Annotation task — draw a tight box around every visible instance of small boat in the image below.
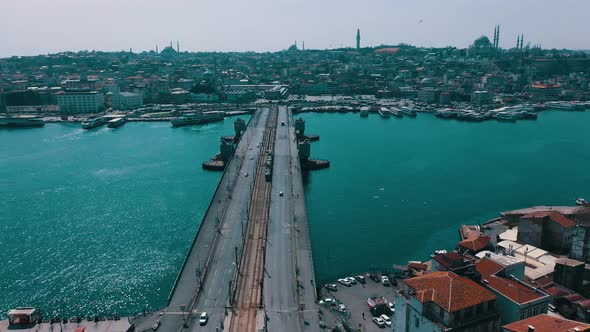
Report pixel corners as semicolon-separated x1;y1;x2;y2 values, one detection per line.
388;108;403;118
577;198;589;206
378;108;390;119
493;112;517;122
400;107;416;117
360;107;369;117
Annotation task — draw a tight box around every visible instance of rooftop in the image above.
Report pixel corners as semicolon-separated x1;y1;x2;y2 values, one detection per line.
502;314;590;332
402;271;496;312
521;211;577;228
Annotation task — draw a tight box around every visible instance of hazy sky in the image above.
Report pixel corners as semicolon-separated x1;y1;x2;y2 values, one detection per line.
1;0;589;57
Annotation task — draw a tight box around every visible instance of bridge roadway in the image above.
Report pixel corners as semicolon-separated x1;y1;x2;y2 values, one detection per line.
264;106;319;331
134;108;270;332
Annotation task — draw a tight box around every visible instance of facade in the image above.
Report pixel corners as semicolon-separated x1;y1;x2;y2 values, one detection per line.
57;91;105;114
476;258;551;325
471;90;493;105
553;257;585;292
518;211;576;254
502;314;590;332
417;87;440;103
394;271;500;332
117;92;143;110
530;83;562;101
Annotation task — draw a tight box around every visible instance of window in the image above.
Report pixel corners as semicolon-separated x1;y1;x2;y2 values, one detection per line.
415;317;419;328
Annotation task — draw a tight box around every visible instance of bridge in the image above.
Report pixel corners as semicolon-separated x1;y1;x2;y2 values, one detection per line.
134;106;319;332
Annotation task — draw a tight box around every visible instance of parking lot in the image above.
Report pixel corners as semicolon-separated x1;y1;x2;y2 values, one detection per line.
318;274;397;331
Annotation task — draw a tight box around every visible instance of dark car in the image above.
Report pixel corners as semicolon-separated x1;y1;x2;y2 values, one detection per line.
369;273;380;283
355;275;366;284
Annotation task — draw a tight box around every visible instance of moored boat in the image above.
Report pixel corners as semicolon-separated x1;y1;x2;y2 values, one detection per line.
171;110;225;127
82;116;108;129
0;115;45;128
107;117;126;128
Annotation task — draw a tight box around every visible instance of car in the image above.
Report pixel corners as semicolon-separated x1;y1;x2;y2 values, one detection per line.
248;146;252;150
388;302;395;312
372;317;386;328
279;191;284;197
381;276;390;286
244;172;249;177
338;304;346;312
249;156;254;160
324;283;337;291
152;320;161;331
319;298;335;306
369;273;380;282
355;275;366;284
344;277;357;285
281;121;285;126
337;278;352;287
380;314;392;327
199;312;208;326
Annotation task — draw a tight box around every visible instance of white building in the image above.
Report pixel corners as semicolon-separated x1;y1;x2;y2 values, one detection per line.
57;91;105;114
117;92;143;110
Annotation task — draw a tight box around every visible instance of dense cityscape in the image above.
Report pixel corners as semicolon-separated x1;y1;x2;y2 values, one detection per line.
2;26;590;332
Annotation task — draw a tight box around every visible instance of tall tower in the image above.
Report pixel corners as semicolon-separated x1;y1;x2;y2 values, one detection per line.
493;26;498;49
496;25;500;49
356;29;361;49
177;41;180;52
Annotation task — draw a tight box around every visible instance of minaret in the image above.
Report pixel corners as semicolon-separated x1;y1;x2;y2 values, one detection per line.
356;28;361;49
496;25;500;49
302;41;305;51
177;41;180;52
156;45;159;53
493;26;498;48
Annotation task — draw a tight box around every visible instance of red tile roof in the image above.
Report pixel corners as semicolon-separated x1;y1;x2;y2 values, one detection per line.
521;211;576;228
458;235;490;252
476;258;546;305
403;271;496;312
502;314;590;332
408;262;428;270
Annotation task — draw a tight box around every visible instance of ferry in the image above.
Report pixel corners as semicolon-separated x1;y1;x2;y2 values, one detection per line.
493;112;517;122
82;116;108;129
360;107;369;117
0;115;45;128
545;101;580;111
378;108;390;119
107;117;126;128
400;107;417;117
171;110;225;127
388;108;403;118
435;109;458;118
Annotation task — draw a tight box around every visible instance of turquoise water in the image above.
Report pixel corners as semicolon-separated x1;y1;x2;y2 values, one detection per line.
0;119;248;318
301;110;590;283
1;111;589;318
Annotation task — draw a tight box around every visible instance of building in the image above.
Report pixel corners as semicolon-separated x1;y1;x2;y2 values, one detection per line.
417;87;440;103
518;211;576;254
530;83;562;101
554;257;585;292
476;258;551;325
471;90;493;105
431;252;475;276
394;271;500;332
117;92;143;110
502;314;590;332
57;91;105;114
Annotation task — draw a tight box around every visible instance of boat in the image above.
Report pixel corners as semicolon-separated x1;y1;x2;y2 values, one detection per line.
400;107;416;117
577;198;589;206
521;111;538;120
107;117;126;128
546;102;577;111
388;108;403;118
82;116;108;129
378;108;390;119
360;107;369;117
171;110;225;127
493;112;517;122
435;109;458;118
0;115;45;128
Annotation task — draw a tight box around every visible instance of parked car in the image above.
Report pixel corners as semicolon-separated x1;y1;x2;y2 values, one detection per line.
319;298;335;306
388;302;395;312
337;278;352;287
380;314;392;327
324;284;337;291
199;312;208;326
381;276;390;286
369;273;380;282
355;275;366;284
152;320;161;331
344;277;357;285
338;304;346;312
372;317;386;328
279;191;284;197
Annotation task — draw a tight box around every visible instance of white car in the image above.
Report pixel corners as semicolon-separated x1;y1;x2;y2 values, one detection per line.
380;314;392;326
344;277;357;285
244;172;249;177
388;302;395;312
372;317;386;328
319;298;335;306
199;312;208;326
279;191;284;197
381;276;390;286
337;278;352;287
152;320;160;331
338;304;346;312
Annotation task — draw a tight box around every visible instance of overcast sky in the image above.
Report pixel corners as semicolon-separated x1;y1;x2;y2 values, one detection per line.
1;0;589;57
